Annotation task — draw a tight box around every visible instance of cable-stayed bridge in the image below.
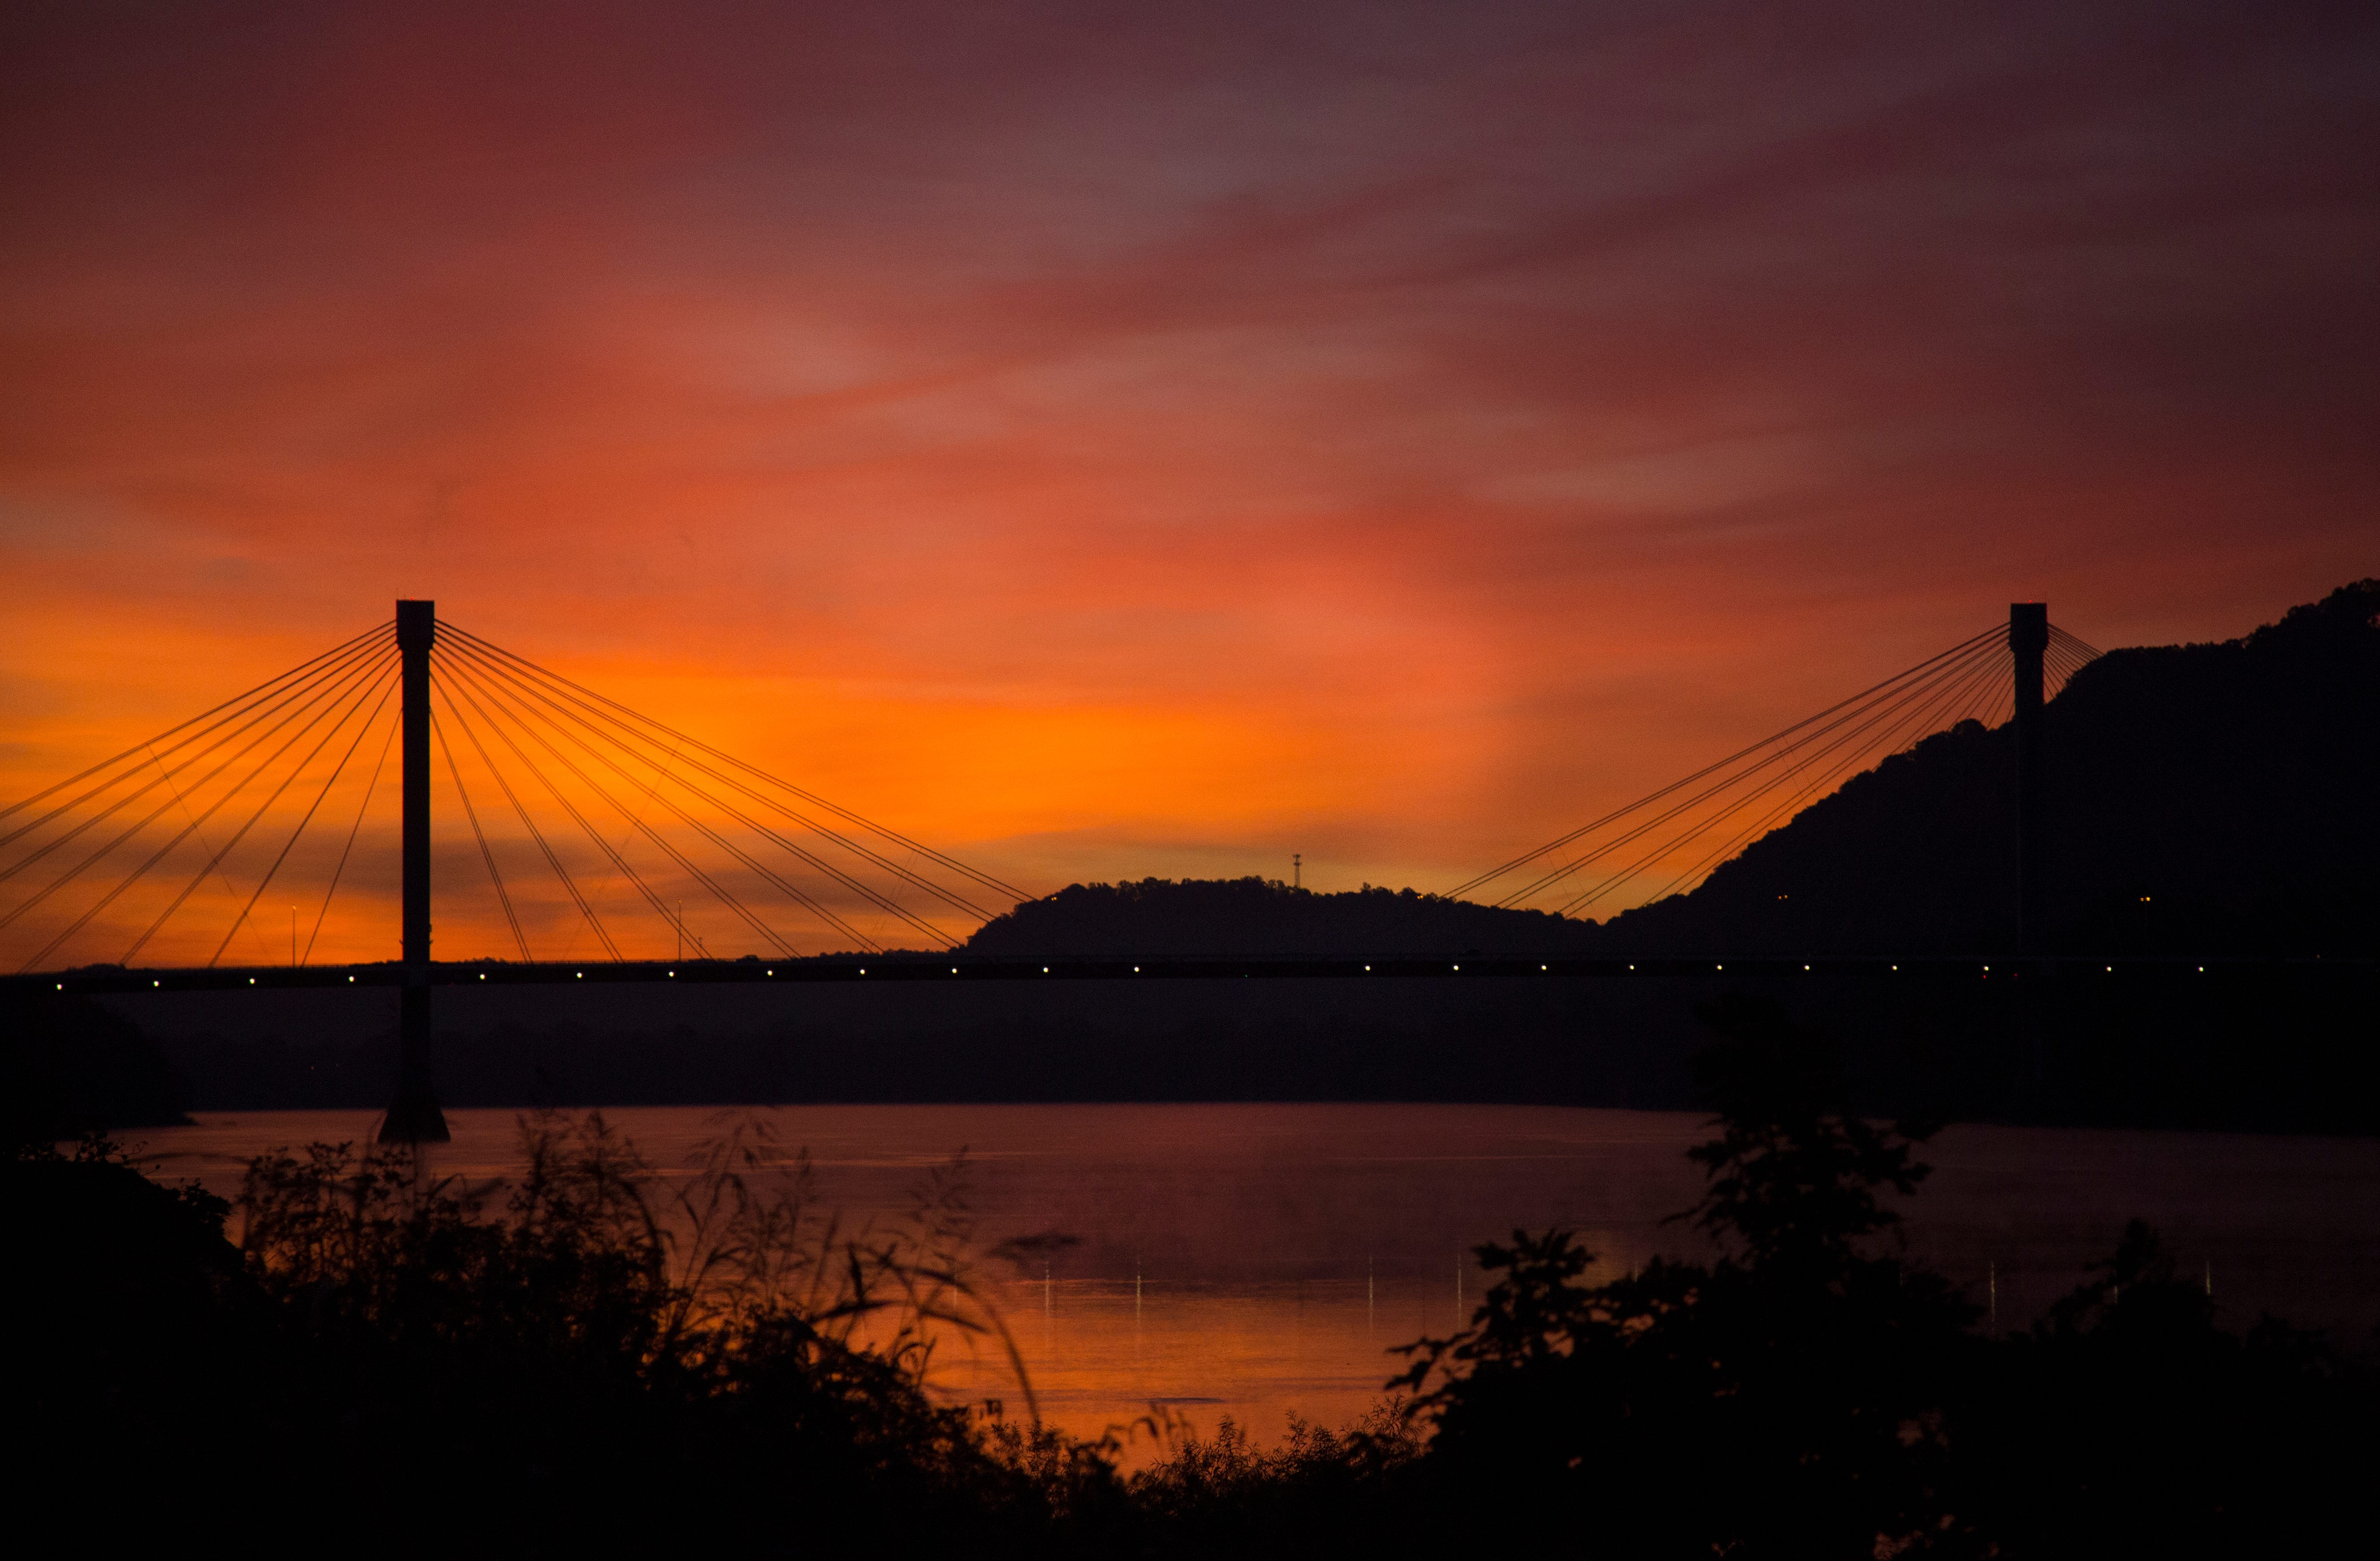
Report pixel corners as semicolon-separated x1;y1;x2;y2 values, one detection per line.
6;598;2111;1137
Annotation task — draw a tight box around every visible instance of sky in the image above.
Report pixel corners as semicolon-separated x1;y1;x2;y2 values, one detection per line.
3;0;2376;960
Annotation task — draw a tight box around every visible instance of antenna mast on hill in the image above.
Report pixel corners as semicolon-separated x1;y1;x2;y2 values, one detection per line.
1293;854;1301;890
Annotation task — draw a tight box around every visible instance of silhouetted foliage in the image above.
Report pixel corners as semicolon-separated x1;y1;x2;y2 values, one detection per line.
1951;1220;2370;1554
1382;997;2372;1556
16;999;2371;1553
15;1114;1130;1548
968;876;1596;957
1391;998;1977;1556
0;989;189;1148
1680;992;1937;1266
1127;1407;1422;1551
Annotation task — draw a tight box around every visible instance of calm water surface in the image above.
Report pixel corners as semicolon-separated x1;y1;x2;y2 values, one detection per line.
130;1104;2380;1450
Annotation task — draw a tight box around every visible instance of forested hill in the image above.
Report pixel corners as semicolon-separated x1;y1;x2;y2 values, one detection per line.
964;877;1596;957
1594;579;2380;956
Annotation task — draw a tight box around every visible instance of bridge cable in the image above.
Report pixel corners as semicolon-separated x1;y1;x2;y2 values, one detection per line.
443;636;984;933
438;656;790;956
1524;637;2001;913
302;699;401;967
441;652;906;952
1564;641;2008;915
436;652;816;957
441;623;1030;906
115;651;396;968
1490;633;2005;908
1;641;395;952
434;657;731;960
1584;642;2012;914
0;632;396;888
433;706;533;963
9;644;392;969
0;620;393;834
439;662;756;961
118;650;398;968
1493;631;2004;906
440;630;1005;924
1552;638;2008;915
443;640;961;947
430;670;624;962
1544;622;2090;918
1513;633;2005;909
1453;624;2005;900
204;660;404;968
2049;625;2103;660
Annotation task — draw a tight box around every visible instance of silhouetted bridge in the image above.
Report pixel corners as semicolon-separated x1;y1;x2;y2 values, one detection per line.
30;951;2325;999
5;598;2132;1135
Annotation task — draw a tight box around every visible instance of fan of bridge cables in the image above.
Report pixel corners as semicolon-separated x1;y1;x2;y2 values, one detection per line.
1451;621;2102;918
0;620;1031;974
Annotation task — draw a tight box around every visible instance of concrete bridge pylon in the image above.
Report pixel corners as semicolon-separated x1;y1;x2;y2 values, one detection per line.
380;598;450;1143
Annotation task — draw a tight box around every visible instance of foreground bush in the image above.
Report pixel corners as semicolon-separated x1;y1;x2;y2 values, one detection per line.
12;1114;1126;1547
1384;996;2373;1557
12;1000;2371;1554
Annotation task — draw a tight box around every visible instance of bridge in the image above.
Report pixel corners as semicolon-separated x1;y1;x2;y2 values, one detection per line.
5;599;2103;1138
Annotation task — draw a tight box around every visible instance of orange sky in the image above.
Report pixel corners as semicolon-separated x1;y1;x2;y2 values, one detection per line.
4;1;2376;962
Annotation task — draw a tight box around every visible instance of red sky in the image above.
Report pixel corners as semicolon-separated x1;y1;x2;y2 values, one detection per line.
3;1;2376;959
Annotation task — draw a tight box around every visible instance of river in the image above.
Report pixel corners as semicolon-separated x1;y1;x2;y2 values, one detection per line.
125;1103;2380;1452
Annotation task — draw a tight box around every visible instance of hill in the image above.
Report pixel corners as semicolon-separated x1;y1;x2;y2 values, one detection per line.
1598;578;2380;955
964;877;1595;957
969;581;2378;959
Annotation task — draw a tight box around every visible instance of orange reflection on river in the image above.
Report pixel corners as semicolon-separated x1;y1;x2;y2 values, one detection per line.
130;1103;2380;1455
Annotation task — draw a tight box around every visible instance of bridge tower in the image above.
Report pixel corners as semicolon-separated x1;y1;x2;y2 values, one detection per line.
380;599;450;1142
2010;602;2049;956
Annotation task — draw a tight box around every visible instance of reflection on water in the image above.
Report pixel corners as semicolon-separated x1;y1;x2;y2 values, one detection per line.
126;1103;2380;1450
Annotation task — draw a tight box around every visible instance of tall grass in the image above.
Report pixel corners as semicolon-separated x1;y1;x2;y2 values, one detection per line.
237;1110;1042;1418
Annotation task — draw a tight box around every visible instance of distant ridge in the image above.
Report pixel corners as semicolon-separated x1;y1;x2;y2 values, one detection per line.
1597;578;2380;956
965;877;1595;958
969;581;2379;960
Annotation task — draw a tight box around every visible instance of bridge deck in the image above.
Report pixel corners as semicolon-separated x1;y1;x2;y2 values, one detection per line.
13;953;2359;995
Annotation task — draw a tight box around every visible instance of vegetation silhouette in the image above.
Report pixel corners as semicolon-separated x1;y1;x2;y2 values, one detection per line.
12;1112;1126;1548
13;998;2370;1552
969;875;1594;957
0;988;189;1142
1381;997;2372;1555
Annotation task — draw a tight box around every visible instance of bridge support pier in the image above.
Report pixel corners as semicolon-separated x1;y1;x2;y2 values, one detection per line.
2011;601;2049;959
381;598;449;1144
